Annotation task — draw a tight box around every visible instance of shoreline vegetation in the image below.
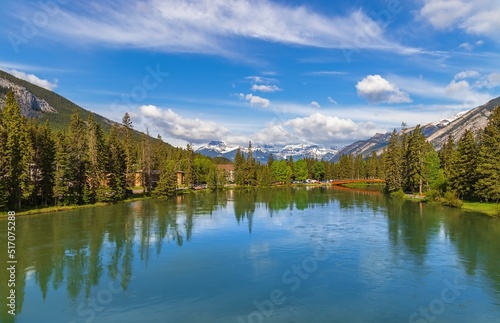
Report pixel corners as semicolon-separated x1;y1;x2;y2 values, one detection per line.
1;89;499;219
2;183;498;218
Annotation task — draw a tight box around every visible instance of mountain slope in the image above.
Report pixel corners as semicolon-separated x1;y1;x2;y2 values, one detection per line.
0;70;159;145
427;96;500;150
0;69;115;133
332;96;500;159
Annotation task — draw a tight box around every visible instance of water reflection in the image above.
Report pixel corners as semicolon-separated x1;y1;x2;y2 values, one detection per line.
0;187;499;322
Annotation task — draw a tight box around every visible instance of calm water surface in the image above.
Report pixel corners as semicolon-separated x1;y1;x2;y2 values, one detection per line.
1;187;500;323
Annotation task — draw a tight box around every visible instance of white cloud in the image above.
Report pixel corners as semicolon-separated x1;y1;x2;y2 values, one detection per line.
283;113;383;145
251;84;281;93
458;40;484;51
459;42;473;51
446;80;471;95
476;72;500;88
454;70;480;80
139;105;230;144
252;123;298;146
387;74;492;107
310;101;321;108
486;72;500;88
356;75;412;104
240;93;270;108
7;69;58;90
418;1;500;41
328;97;338;104
39;0;417;56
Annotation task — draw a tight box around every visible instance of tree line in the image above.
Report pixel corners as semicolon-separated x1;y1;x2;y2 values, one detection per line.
2;86;498;210
0;91;221;210
228;106;500;205
382;106;500;204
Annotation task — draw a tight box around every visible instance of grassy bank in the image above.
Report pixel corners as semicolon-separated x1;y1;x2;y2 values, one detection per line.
342;182;385;189
1;193;152;218
396;192;500;217
462;202;500;217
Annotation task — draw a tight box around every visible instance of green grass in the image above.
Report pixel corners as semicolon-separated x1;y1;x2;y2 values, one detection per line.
462;202;500;217
343;182;384;189
0;194;152;217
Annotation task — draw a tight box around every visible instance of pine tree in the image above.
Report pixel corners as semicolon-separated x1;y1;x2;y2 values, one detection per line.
141;129;153;194
404;125;427;194
0;100;8;209
450;129;479;200
475;106;500;202
385;129;403;192
106;125;127;201
267;153;274;168
121;113;135;187
257;165;273;187
85;116;107;203
0;91;33;209
184;143;195;187
243;141;257;186
153;160;177;197
67;111;87;204
53;132;71;205
365;151;378;179
353;154;365;179
234;148;245;186
439;134;455;180
29;121;55;206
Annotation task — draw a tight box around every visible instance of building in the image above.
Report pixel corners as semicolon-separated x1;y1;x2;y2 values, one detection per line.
176;171;185;186
216;164;235;183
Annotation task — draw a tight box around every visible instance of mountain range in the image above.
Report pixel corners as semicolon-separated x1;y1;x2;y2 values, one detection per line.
196;96;500;162
1;69;498;162
195;141;338;162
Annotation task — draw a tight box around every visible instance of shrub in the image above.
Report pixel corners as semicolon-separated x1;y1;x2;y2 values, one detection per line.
442;191;463;208
390;189;406;199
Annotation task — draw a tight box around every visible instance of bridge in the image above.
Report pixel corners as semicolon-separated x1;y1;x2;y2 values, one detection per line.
330;179;385;185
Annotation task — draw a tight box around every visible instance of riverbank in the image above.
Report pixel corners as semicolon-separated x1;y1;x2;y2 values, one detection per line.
1;193;152;217
399;193;500;218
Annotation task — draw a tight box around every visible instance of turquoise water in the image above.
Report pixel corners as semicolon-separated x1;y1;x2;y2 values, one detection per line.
1;187;500;322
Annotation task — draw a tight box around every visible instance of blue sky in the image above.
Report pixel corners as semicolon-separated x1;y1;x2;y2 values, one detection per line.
1;0;499;148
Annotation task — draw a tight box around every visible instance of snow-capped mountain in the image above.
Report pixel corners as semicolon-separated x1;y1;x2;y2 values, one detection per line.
195;141;338;162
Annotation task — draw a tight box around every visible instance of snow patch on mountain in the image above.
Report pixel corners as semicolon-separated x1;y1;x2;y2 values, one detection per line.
195;141;338;162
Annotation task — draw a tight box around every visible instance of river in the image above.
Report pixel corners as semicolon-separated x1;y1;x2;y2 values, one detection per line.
1;187;499;322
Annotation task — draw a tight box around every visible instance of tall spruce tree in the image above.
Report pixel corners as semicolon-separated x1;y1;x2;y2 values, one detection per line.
107;125;127;201
403;125;427;194
53;132;71;205
153;160;177;197
475;106;500;202
85;116;107;203
0;91;33;209
67;111;87;204
243;141;257;186
121;113;135;187
450;129;479;200
29;121;55;206
385;129;403;192
234;148;245;186
439;134;455;180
